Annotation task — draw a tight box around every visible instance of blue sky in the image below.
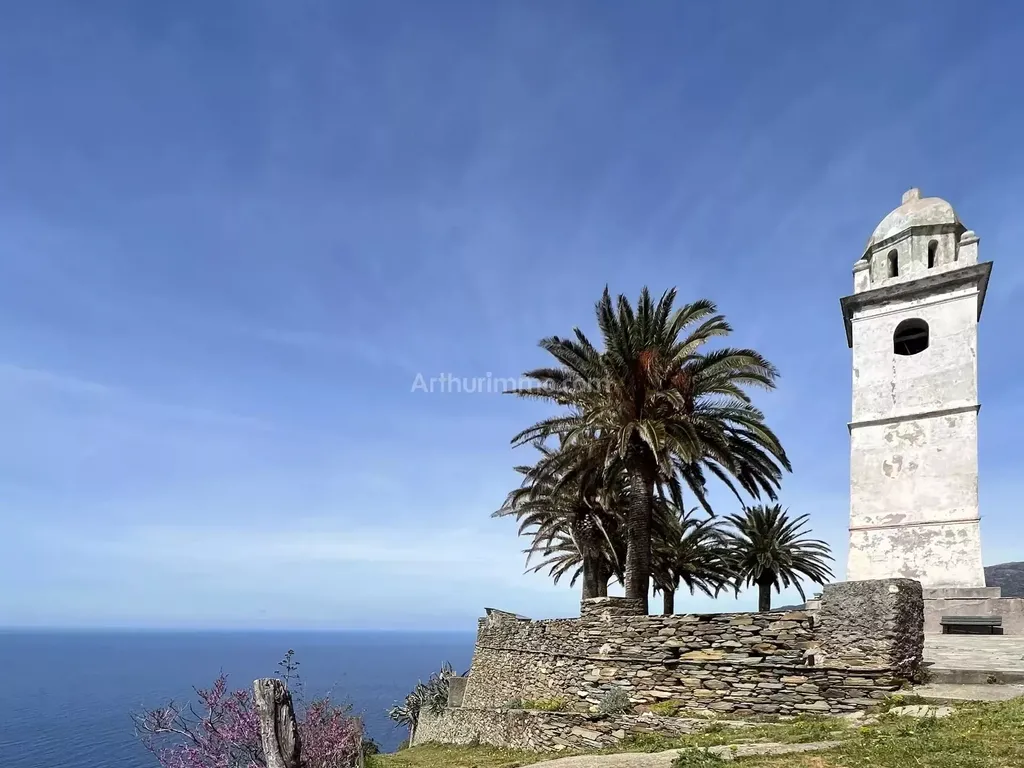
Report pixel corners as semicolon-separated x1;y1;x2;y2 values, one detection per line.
2;1;1023;629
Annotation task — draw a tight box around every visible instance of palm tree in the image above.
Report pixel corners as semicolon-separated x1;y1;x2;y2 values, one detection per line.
510;287;791;614
652;507;734;615
724;504;834;612
521;530;622;598
495;442;623;599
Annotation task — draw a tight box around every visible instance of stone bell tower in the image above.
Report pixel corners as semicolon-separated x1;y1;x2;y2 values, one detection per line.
840;188;992;590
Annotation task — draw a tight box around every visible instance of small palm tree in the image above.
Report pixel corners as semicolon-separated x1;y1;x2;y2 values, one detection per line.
652;507;734;614
725;504;833;612
521;529;623;598
495;442;623;599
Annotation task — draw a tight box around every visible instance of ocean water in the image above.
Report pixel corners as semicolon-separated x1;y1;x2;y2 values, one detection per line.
0;630;475;767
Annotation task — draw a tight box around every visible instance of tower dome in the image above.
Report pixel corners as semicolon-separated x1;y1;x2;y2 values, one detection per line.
865;188;963;250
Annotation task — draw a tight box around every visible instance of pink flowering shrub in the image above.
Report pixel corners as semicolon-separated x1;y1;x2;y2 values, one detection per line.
134;657;364;768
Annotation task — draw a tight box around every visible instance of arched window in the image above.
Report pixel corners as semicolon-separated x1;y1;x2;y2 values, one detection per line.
887;249;899;278
927;240;938;269
894;319;929;356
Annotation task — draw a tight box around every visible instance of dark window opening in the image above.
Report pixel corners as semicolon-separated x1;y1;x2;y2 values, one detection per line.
894;319;929;356
928;240;938;268
887;249;899;277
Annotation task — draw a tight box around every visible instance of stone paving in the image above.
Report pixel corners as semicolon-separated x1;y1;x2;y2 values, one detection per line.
528;741;843;768
914;683;1024;701
924;635;1024;672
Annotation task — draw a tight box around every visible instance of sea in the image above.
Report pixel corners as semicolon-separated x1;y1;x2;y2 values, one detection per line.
0;629;476;768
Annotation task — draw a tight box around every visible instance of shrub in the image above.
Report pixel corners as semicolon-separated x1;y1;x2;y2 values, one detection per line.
133;651;363;768
671;748;726;767
598;687;632;715
649;699;684;717
618;732;679;752
520;697;570;712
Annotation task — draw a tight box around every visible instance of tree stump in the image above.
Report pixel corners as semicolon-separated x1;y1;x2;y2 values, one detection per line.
253;678;302;768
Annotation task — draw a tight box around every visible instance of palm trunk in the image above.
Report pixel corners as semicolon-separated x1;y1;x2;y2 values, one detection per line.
581;554;601;600
757;579;772;612
595;562;610;597
662;587;675;615
575;515;605;601
624;460;653;615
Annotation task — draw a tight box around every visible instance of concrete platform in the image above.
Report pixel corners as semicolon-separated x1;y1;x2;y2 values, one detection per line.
923;586;1024;635
913;683;1024;702
923;635;1024;684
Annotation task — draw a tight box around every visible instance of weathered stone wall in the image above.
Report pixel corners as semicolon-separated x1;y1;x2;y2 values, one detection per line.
815;579;924;678
480;600;815;659
425;582;923;750
463;602;817;710
466;650;897;715
413;707;707;752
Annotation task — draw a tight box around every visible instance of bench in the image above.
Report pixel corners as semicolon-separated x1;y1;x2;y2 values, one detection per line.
940;615;1003;635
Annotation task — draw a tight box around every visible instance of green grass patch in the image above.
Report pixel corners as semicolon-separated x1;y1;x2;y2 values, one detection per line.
366;743;548;768
671;748;727;767
371;699;1024;768
742;697;1024;768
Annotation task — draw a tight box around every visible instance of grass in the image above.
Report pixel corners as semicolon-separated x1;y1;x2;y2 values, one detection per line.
749;698;1024;768
370;697;1024;768
366;743;547;767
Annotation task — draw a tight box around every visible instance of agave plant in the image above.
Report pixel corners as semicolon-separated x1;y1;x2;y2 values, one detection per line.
386;662;457;741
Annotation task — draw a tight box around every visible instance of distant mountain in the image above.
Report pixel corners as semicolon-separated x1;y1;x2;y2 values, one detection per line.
986;562;1024;598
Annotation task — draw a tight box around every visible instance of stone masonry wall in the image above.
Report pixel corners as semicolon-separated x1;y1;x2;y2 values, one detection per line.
460;648;898;716
422;580;924;750
462;602;818;710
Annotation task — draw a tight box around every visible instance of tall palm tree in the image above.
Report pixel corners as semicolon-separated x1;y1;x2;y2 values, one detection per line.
724;504;834;612
510;287;791;614
652;507;734;615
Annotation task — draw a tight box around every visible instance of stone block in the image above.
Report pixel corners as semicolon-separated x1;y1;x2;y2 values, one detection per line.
816;578;924;679
447;676;468;707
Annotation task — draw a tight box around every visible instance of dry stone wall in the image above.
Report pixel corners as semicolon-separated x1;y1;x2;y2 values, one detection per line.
463;603;820;710
459;649;897;716
417;579;924;751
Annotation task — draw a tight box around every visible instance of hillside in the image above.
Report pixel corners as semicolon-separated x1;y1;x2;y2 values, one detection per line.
986;561;1024;597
